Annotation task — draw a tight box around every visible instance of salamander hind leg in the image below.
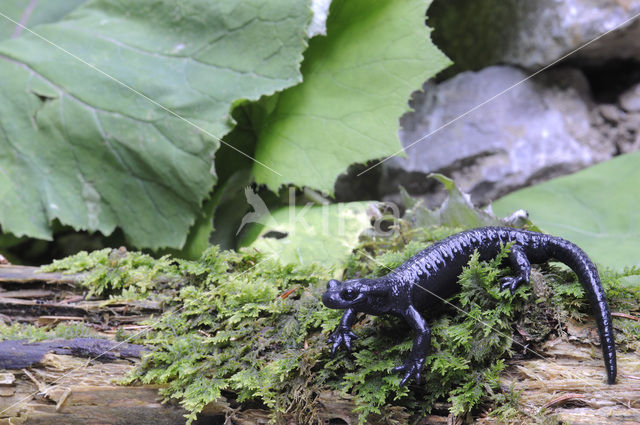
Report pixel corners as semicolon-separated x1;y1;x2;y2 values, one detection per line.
393;305;431;386
499;244;531;294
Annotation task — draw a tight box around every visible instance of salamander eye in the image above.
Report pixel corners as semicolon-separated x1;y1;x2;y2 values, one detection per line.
327;279;340;290
340;288;358;301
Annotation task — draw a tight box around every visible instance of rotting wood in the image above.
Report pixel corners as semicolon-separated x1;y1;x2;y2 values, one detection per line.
474;333;640;425
0;266;81;286
36;316;85;326
0;332;638;425
0;373;14;385
0;297;90;318
0;265;162;329
0;338;144;369
0;290;55;299
0;355;227;425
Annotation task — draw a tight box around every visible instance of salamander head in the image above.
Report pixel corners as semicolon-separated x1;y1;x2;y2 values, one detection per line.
322;278;377;309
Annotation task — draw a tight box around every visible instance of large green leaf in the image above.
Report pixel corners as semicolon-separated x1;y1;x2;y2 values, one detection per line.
403;174;504;229
243;201;374;267
0;0;86;40
492;152;640;269
0;0;311;249
253;0;451;194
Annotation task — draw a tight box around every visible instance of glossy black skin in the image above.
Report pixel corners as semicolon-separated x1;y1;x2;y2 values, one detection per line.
322;226;616;386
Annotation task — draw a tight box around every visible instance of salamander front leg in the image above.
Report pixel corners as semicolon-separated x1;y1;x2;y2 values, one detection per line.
393;305;431;386
500;244;531;294
328;308;358;355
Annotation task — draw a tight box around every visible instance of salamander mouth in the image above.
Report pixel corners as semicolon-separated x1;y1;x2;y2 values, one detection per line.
322;291;365;309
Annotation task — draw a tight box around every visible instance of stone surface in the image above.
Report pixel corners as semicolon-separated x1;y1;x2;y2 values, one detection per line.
383;66;616;206
593;103;640;154
428;0;640;72
333;1;640;207
620;82;640;112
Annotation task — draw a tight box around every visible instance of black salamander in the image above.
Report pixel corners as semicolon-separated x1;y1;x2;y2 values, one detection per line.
322;226;616;385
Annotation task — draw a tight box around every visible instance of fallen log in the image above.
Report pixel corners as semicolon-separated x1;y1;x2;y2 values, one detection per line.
479;339;640;425
0;298;91;319
2;266;639;424
0;333;638;424
0;360;203;425
0;266;81;287
0;338;144;369
0;265;161;328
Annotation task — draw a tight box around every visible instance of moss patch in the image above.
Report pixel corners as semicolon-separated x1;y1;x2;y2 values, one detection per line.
0;322;99;342
39;229;640;424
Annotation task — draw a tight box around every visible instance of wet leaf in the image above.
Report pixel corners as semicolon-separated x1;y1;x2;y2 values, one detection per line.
0;0;86;40
492;152;640;269
0;0;311;249
403;173;503;229
244;201;374;267
253;0;451;194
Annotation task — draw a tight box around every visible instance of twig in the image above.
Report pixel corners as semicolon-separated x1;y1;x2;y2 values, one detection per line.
611;312;639;321
542;393;586;409
22;369;46;393
55;387;72;411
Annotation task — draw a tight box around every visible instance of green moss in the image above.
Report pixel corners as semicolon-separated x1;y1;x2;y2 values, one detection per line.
0;322;99;342
114;252;336;423
40;248;112;274
486;385;564;425
39;233;640;424
49;236;528;423
546;264;640;352
0;322;52;341
42;247;181;299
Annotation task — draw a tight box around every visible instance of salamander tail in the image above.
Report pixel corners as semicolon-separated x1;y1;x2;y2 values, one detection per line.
547;237;616;384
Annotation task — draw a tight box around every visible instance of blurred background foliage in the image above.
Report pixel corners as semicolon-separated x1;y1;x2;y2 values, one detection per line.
0;0;450;263
0;0;639;270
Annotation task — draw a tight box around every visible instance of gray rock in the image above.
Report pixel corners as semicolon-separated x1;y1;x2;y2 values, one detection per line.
385;66;616;206
593;103;640;153
619;82;640;112
429;0;640;71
